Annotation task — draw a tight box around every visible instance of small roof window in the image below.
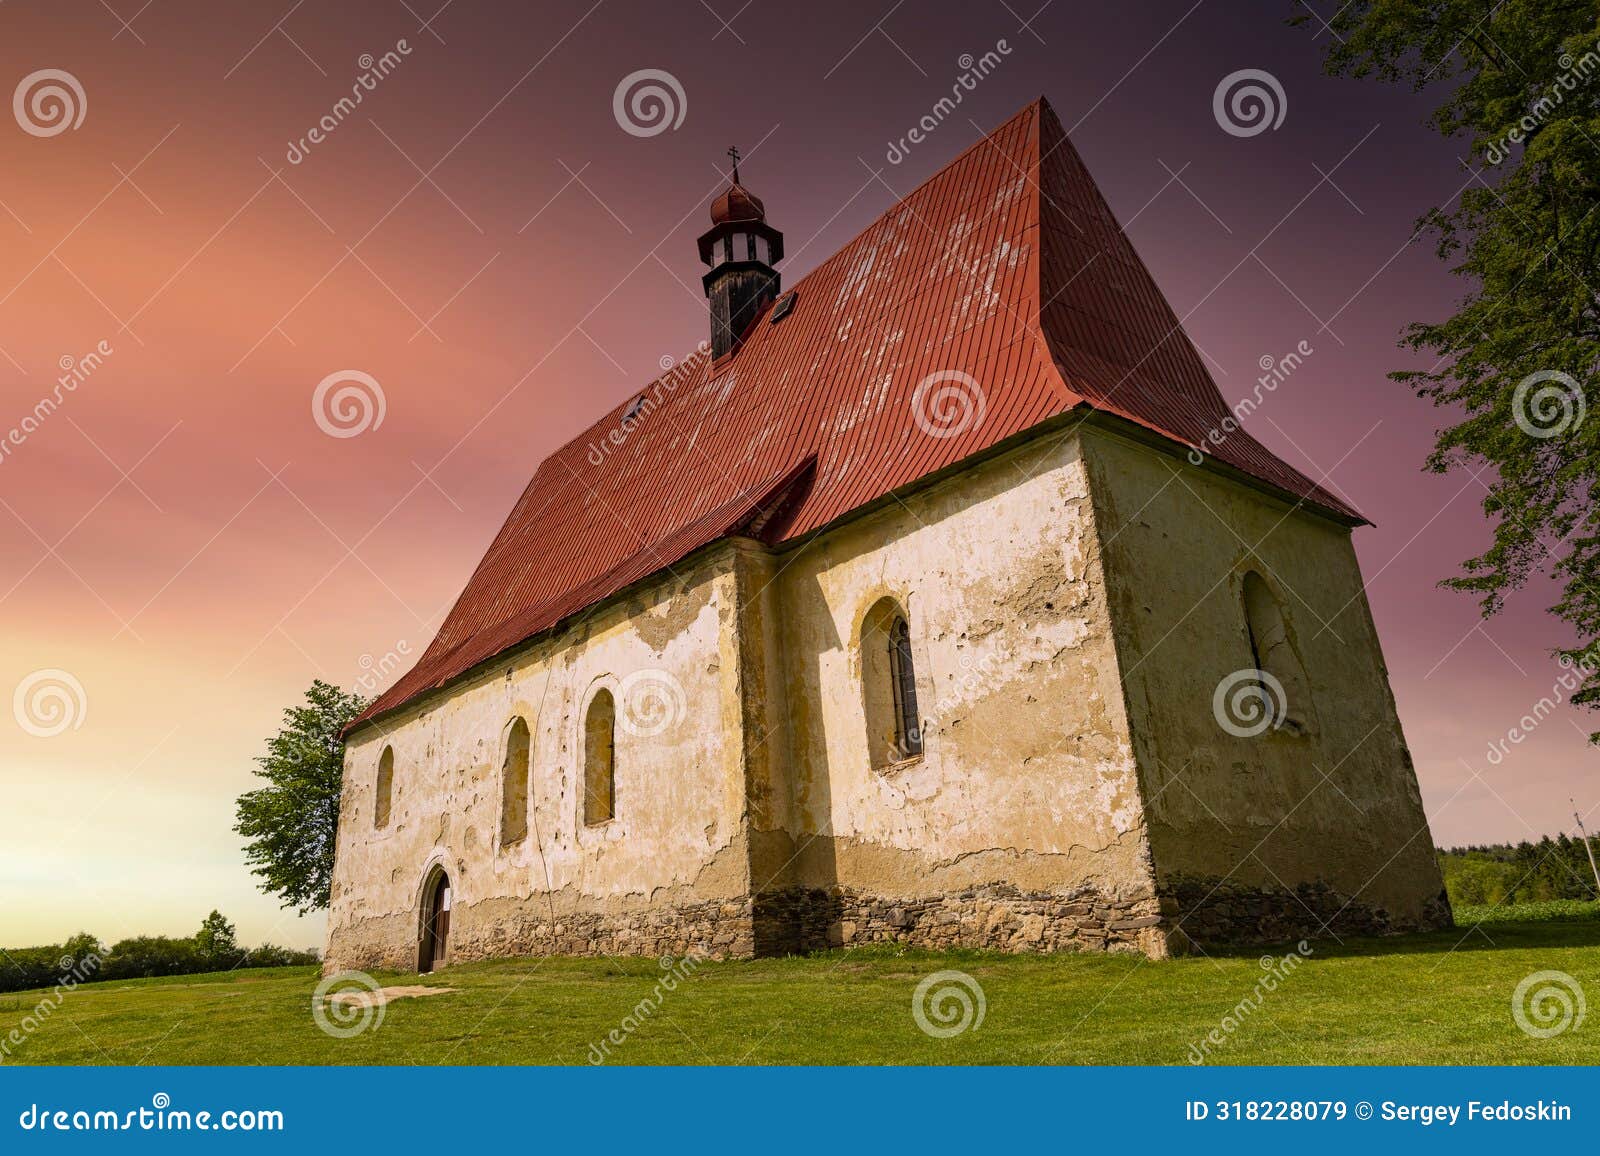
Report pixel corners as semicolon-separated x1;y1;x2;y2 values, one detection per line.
769;290;797;324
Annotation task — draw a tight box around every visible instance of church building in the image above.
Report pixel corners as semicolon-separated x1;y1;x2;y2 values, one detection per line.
324;98;1450;973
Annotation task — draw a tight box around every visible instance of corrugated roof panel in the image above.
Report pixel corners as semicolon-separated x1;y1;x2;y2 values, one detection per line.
351;97;1360;731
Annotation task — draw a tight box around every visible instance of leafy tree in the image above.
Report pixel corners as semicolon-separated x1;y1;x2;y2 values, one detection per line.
235;680;368;913
194;910;240;967
60;932;103;972
1298;2;1600;727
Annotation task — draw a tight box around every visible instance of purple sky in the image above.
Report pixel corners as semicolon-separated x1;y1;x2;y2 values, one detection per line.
2;0;1592;948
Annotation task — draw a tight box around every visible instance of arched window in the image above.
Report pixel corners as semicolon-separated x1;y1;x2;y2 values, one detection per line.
1241;571;1313;734
889;616;922;758
374;745;394;829
862;598;922;768
584;689;615;825
500;717;530;845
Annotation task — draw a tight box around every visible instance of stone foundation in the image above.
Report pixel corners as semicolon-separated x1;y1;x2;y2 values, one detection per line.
1160;877;1455;951
451;896;758;962
325;895;758;974
754;883;1170;957
328;877;1455;974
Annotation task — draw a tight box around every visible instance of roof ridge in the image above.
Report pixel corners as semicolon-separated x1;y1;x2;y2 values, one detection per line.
489;102;1052;552
1030;99;1364;523
349;95;1363;733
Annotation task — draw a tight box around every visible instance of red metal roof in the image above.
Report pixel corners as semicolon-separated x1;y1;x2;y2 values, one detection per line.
351;98;1360;731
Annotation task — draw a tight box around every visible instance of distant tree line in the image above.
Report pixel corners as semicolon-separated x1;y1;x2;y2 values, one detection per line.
1438;836;1600;907
0;911;317;995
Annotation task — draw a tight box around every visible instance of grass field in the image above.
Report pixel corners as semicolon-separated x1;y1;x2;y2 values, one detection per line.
1454;899;1600;924
3;910;1596;1065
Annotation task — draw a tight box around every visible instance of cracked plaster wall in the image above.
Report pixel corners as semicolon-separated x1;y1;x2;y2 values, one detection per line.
744;433;1157;916
1078;424;1448;932
325;419;1447;972
324;552;751;972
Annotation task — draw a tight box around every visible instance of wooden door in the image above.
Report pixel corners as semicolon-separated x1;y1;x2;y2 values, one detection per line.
431;875;451;969
420;872;451;973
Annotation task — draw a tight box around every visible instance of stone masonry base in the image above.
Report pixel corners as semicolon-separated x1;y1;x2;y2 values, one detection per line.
441;895;758;964
1160;877;1454;951
327;878;1453;973
753;883;1168;956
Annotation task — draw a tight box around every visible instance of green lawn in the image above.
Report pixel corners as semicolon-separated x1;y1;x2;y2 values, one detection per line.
3;914;1596;1065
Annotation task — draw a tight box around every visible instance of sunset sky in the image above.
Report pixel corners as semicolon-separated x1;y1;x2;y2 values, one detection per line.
2;0;1594;951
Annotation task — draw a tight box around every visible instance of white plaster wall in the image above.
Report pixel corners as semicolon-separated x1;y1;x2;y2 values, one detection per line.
325;414;1446;967
1079;424;1445;921
765;433;1154;898
325;553;749;968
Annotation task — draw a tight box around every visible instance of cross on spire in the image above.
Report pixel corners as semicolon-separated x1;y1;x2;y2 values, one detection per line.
727;144;742;184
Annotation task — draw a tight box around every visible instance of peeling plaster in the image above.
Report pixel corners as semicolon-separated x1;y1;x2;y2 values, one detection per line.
326;424;1444;971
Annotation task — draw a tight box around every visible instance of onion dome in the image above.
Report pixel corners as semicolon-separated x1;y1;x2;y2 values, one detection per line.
710;182;767;225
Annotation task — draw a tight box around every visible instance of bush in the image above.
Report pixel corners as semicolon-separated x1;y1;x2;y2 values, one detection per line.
1455;899;1600;925
0;933;102;994
0;915;317;993
243;943;319;968
98;936;204;981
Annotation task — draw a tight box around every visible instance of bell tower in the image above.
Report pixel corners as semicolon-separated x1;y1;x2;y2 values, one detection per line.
697;146;784;359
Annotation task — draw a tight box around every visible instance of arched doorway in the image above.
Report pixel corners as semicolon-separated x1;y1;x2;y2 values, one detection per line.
419;869;452;973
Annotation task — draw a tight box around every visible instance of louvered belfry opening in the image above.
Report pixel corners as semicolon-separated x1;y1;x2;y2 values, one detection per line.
697;169;784;358
346;98;1368;739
